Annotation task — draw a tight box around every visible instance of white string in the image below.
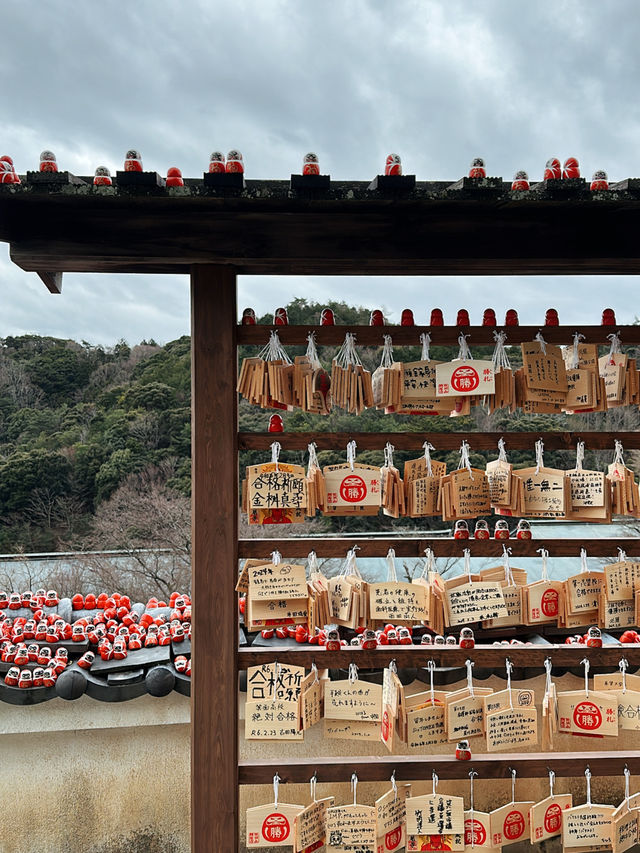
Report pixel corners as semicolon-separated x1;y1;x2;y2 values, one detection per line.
457;333;472;361
535;331;547;355
503;546;513;586
492;330;511;371
464;548;472;583
511;768;517;803
535;439;544;475
585;767;592;806
580;548;588;574
469;770;478;846
506;658;514;709
386;548;398;582
311;662;319;684
571;332;585;369
351;773;358;806
391;770;397;803
348;663;358;683
497;437;508;462
336;333;362;368
625;766;631;807
618;547;628;564
307;442;319;472
427;660;436;704
388;659;398;675
620;658;628;695
271;441;281;473
258;330;292;364
273;772;280;808
466;659;475;697
422;548;435;579
607;332;622;364
380;335;395;369
271;550;282;566
538;548;550;582
272;661;281;701
614;439;625;466
549;769;555;798
346;440;357;472
305;332;321;369
432;771;438;795
575;440;585;472
420;332;431;362
582;658;590;698
342;546;360;578
384;442;395;470
544;657;553;694
423;442;435;477
310;772;317;802
459;440;474;479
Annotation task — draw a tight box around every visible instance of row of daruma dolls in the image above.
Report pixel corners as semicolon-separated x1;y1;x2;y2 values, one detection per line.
241;305;619;327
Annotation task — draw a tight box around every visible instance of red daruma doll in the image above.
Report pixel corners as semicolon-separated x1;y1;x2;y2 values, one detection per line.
241;307;256;325
511;170;529;191
591;170;609;191
93;166;112;186
401;308;414;326
563;157;580;179
302;152;320;175
543;157;561;180
474;520;490;540
515;519;532;540
226;150;244;173
456;740;471;761
494;519;510;540
459;628;475;649
166;167;184;187
454;520;470;540
385;154;402;176
209;151;225;173
124;150;143;172
39;150;58;172
586;626;602;648
468;157;486;179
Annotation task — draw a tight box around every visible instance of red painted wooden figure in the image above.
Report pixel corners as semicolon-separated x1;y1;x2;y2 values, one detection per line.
0;592;7;608
27;643;39;661
268;414;284;433
274;307;288;325
370;309;384;326
586;626;602;648
543;157;561;180
361;629;378;650
434;635;445;646
32;667;44;688
93;166;112;186
45;590;59;606
226;149;244;173
454;520;470;539
78;651;95;670
37;647;52;666
505;309;519;326
469;157;486;179
511;170;529;191
545;308;559;326
400;308;414;326
241;308;256;325
398;627;412;645
602;307;616;325
275;626;288;639
325;628;341;651
386;629;398;645
209;151;225;173
385;154;402;176
430;308;444;326
175;655;189;673
455;740;472;761
563;157;580;179
459;627;475;649
320;307;335;325
8;594;20;610
474;519;490;540
124;150;143;172
166;167;184;187
72;594;84;610
14;646;28;666
515;519;532;540
302;152;320;175
39;150;58;173
0;158;19;184
420;633;432;645
591;170;609;191
456;309;470;326
445;635;457;646
494;519;510;540
4;667;19;686
18;669;32;689
482;308;496;326
84;593;97;609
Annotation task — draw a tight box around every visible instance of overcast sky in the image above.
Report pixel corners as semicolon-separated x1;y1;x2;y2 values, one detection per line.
2;0;640;346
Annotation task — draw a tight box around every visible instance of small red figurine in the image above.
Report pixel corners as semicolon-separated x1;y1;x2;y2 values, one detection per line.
505;309;519;326
43;667;57;687
398;627;413;645
325;628;341;651
482;308;496;326
400;308;414;326
515;519;532;540
93;167;112;186
78;651;95;670
302;152;320;175
32;667;44;688
241;308;256;325
591;170;609;191
456;739;472;761
445;635;457;646
124;150;143;172
563;157;580;179
420;633;432;645
430;308;444;326
361;629;377;650
494;519;510;540
274;307;288;325
370;310;384;326
39;150;58;173
459;627;475;649
44;590;59;607
454;520;470;540
71;594;84;611
166;167;184;187
320;307;335;325
209;151;225;173
0;592;7;608
511;170;529;191
0;158;19;184
18;669;33;689
469;157;486;179
456;309;470;326
586;626;602;648
543;158;561;180
4;667;19;686
175;655;189;673
84;593;97;609
385;154;402;176
226;150;244;173
474;519;490;540
37;647;52;666
602;308;616;325
8;594;20;610
268;414;283;433
433;634;445;646
545;308;559;326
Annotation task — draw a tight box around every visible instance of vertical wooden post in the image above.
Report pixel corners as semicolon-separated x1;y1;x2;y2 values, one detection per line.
191;264;238;852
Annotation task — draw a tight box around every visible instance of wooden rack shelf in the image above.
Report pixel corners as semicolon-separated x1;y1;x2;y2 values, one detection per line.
238;751;640;784
237;324;640;347
238;537;640;558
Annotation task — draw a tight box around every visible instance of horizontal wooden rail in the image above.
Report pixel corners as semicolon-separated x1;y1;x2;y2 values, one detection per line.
239;431;640;452
237;645;638;670
237;324;640;347
239;751;640;783
238;537;640;558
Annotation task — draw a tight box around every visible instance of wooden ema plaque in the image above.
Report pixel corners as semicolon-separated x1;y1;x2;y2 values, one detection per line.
529;794;573;844
247;802;305;848
375;784;411;853
326;803;377;852
489;801;534;847
556;689;618;737
611;801;639;853
562;804;616;849
293;797;334;853
463;811;499;851
406;793;465;836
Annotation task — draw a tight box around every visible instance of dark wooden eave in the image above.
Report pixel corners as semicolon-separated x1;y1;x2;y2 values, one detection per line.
1;178;640;277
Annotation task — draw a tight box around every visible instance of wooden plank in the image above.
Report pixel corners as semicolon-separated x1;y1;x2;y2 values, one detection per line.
239;751;640;784
237;324;640;346
237;645;640;670
238;537;640;558
36;271;62;293
239;431;640;451
191;265;238;853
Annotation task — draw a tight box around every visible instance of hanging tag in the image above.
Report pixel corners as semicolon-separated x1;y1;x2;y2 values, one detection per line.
246;773;305;849
489;769;535;847
521;334;568;391
326;775;376;853
528;769;573;844
464;769;493;850
294;776;335;853
436;335;495;396
406;782;465;836
375;775;411;853
562;767;616;849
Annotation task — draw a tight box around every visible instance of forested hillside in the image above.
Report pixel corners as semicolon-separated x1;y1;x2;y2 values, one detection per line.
1;297;636;557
